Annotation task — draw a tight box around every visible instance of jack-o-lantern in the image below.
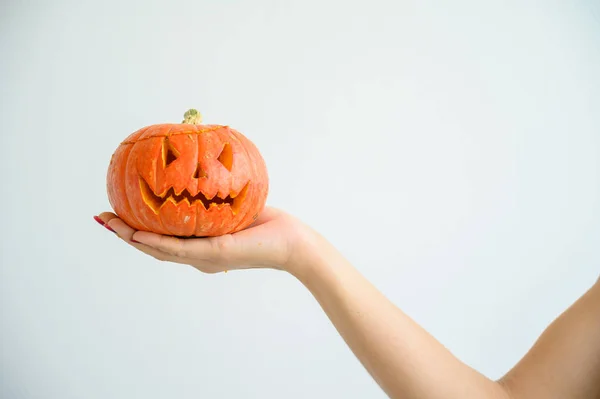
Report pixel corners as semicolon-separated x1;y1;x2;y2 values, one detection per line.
106;109;269;237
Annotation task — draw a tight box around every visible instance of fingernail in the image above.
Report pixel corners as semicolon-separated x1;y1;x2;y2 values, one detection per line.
131;238;140;243
104;223;116;233
93;216;105;226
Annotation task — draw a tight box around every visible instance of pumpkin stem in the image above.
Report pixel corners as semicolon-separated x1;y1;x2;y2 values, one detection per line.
182;109;203;125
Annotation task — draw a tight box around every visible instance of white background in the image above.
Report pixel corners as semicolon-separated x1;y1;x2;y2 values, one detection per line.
1;1;599;398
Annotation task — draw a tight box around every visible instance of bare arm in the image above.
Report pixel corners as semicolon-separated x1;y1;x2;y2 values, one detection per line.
293;233;600;399
288;232;509;399
98;208;600;399
498;277;600;399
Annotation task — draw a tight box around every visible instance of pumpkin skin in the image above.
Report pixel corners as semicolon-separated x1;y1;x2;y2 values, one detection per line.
106;114;268;237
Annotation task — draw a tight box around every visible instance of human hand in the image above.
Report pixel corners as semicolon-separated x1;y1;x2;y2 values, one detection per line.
94;207;317;274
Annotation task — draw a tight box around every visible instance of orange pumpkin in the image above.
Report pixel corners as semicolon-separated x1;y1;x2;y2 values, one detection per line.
106;109;269;237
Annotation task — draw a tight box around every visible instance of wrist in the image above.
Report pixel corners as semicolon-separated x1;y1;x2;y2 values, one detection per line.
283;226;340;284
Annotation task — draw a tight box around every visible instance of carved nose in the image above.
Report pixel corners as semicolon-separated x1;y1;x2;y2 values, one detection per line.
194;163;207;179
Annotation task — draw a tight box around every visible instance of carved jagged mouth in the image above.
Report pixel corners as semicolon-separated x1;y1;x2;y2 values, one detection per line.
139;176;248;214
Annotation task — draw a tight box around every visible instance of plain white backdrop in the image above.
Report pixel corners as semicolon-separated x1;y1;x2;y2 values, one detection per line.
1;1;599;398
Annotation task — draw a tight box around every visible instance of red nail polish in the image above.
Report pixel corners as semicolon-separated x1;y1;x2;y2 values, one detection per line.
94;216;105;226
131;239;140;243
104;224;116;233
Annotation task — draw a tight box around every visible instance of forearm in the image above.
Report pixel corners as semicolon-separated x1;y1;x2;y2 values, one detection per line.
288;235;508;399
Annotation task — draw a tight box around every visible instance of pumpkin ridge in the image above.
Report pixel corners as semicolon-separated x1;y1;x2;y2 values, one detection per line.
156;126;174;191
155;128;185;236
195;130;203;235
229;129;259;229
122;134;153;231
108;139;148;231
124;144;156;230
120;125;227;145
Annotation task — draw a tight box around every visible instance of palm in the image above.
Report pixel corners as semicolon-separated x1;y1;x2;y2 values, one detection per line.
97;206;303;273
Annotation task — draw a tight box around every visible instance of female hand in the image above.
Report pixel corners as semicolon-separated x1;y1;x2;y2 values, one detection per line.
94;207;316;275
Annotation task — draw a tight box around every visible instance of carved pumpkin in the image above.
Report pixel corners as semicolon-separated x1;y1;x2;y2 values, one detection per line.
106;109;269;237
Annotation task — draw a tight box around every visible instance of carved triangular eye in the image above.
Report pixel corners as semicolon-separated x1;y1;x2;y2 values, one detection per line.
163;138;179;167
194;163;207;179
217;143;233;171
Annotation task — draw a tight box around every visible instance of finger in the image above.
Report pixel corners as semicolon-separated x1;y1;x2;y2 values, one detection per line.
132;241;225;273
96;212;118;224
93;212;121;235
94;212;226;272
132;231;222;260
134;242;190;264
104;216;136;241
